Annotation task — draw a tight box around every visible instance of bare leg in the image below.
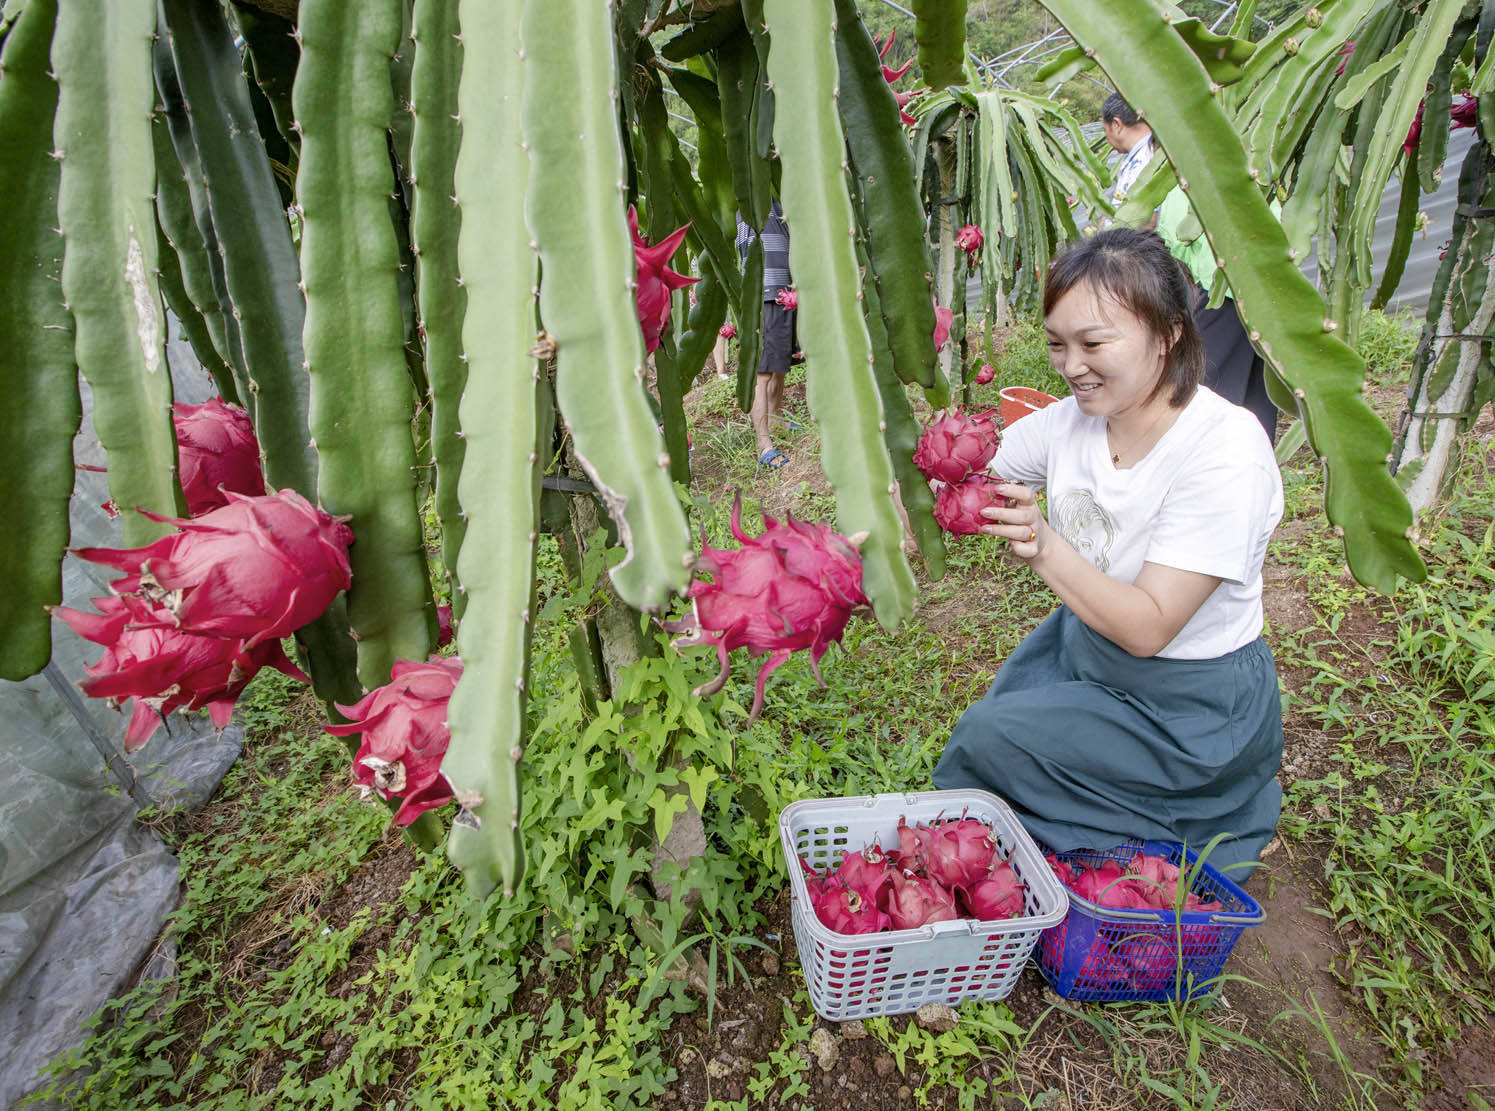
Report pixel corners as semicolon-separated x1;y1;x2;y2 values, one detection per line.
751;372;784;457
713;334;729;378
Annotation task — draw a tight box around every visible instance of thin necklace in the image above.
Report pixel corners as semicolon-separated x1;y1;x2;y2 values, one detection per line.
1108;407;1170;466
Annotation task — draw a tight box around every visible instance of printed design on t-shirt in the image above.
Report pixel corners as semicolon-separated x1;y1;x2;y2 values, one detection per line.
1052;489;1117;573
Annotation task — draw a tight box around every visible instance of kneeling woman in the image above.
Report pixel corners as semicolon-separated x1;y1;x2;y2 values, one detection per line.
933;228;1284;877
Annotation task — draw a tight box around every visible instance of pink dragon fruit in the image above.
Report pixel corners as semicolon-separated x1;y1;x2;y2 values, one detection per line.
958;860;1025;921
813;879;893;935
718;322;737;339
955;224;984;260
73;489;353;649
923;814;999;889
628;206;697;354
436;603;454;648
662;493;867;723
52;593;307;749
1068;860;1154;909
775;287;798;310
933;474;1014;536
912;407;999;484
835;845;894;906
974;362;996;386
885;868;959;930
326;655;462;826
895;814;939;870
1046;853;1082;886
172;398;266;515
933;304;954;350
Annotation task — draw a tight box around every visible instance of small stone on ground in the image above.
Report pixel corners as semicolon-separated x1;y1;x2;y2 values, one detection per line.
915;1002;959;1033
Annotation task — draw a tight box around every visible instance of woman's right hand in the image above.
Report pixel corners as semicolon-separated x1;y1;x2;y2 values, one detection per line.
980;482;1047;560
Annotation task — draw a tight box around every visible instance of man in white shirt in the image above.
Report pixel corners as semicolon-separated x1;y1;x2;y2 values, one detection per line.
1102;93;1155;217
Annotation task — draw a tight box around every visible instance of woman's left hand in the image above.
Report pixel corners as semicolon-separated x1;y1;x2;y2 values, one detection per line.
980;481;1046;559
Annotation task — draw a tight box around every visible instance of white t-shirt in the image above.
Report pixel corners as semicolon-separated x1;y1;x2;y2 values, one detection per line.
992;387;1283;660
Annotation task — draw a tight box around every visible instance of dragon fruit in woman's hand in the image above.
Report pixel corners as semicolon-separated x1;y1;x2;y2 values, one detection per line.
912;407;999;484
662;494;867;723
932;474;1013;536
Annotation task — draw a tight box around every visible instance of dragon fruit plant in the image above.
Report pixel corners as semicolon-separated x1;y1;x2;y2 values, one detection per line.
327;655;462;827
662;494;868;724
801;814;1030;935
172;398;266;515
628;206;697;354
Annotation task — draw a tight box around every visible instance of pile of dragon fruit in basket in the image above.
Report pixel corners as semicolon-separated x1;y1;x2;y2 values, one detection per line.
801;813;1224;936
799;814;1027;933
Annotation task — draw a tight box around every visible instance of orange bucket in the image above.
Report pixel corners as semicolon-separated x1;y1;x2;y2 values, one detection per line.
1000;386;1060;426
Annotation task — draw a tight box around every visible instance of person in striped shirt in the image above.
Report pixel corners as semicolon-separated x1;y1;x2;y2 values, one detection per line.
736;200;797;469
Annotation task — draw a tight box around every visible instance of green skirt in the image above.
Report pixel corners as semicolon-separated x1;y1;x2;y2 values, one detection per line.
932;607;1282;877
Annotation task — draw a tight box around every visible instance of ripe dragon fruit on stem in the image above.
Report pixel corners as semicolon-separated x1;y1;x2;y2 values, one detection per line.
51;593;308;749
73;489;353;650
628;205;697;354
775;287;798;310
912;407;999;484
172;398;266;515
954;224;984;260
932;304;954;351
326;655;462;826
661;493;868;724
933;474;1015;536
718;322;737;339
974;363;996;386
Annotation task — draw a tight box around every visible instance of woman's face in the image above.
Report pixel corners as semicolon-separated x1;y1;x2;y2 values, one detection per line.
1045;279;1169;419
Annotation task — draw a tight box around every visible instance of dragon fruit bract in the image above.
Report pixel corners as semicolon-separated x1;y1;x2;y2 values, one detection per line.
912;407;999;484
53;593;308;749
327;655;462;826
933;474;1014;536
74;489;353;649
933;304;954;351
172;398;266;515
628;206;697;354
663;494;867;724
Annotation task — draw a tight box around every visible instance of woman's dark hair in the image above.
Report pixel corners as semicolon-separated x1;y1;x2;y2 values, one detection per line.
1042;228;1205;408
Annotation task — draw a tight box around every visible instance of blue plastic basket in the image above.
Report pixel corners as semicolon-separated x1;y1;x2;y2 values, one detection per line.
1036;839;1265;1003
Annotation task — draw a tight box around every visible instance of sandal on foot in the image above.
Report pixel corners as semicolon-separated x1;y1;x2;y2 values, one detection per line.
758;447;789;470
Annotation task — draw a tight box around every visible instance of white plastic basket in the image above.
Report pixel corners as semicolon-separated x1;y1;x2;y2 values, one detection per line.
779;789;1070;1022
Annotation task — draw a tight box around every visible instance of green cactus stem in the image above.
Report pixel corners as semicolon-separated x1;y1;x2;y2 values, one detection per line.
716;23;772;232
0;0;79;681
834;0;941;398
294;0;435;688
54;0;184;546
409;0;467;614
912;0;968;90
762;0;917;626
1037;0;1424;592
161;0;317;496
521;0;691;613
442;0;542;900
